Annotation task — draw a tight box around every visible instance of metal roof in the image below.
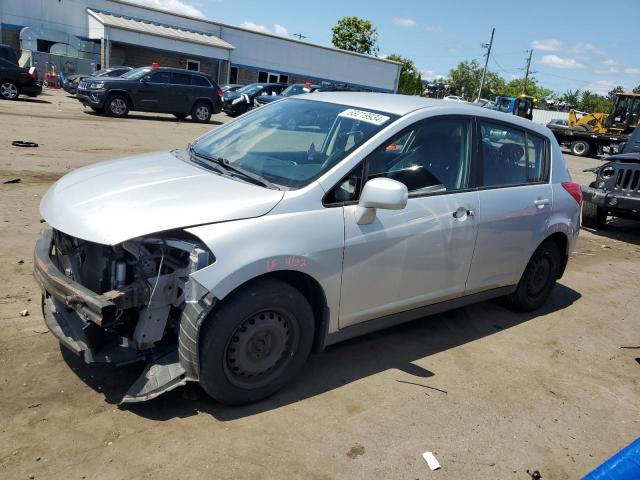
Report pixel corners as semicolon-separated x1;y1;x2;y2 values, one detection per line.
87;9;234;50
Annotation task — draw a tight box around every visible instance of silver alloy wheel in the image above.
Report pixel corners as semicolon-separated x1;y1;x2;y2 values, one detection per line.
573;142;587;155
195;104;210;121
109;97;127;115
1;82;19;100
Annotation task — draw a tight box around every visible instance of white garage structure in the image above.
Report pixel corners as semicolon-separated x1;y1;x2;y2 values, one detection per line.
0;0;401;92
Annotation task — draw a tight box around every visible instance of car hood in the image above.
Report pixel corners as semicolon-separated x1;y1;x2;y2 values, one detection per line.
40;150;285;245
605;152;640;164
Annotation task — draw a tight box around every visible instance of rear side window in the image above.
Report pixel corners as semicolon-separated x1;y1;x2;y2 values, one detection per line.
172;72;191;85
192;75;211;87
479;122;547;187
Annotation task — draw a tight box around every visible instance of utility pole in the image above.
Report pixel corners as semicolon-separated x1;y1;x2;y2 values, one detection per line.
476;27;495;102
292;32;307;40
523;49;533;95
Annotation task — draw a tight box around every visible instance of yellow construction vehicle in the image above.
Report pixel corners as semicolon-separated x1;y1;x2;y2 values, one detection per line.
568;93;640;134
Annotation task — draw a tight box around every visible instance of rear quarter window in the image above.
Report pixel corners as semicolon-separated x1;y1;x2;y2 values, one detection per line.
192;75;211;87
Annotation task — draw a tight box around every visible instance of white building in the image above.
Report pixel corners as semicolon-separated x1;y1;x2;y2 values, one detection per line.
0;0;401;92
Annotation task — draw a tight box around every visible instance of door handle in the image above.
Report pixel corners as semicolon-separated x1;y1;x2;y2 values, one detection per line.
534;198;551;208
452;208;475;219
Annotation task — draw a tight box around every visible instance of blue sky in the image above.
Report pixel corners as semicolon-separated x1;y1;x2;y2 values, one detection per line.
138;0;639;96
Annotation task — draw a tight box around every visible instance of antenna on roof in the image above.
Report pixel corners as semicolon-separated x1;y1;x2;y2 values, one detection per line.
292;32;307;40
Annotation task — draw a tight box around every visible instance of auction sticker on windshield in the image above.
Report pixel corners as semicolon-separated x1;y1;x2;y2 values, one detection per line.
338;109;390;126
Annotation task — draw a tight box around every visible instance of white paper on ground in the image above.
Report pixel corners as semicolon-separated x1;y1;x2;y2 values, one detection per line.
422;451;441;471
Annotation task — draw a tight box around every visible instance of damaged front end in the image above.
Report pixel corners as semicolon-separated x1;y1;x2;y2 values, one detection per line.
33;228;216;403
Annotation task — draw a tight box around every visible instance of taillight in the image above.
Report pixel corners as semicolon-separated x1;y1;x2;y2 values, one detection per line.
31;69;38;80
562;182;583;205
216;89;223;96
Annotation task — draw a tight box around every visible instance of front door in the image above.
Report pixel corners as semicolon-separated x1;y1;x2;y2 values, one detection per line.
465;120;552;293
337;117;479;327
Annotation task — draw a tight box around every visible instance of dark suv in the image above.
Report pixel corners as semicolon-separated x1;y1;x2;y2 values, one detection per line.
76;66;223;122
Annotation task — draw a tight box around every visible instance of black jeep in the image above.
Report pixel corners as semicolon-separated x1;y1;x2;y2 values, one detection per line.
582;127;640;228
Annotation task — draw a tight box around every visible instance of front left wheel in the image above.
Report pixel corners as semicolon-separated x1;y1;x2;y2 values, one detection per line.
199;278;314;405
507;240;561;312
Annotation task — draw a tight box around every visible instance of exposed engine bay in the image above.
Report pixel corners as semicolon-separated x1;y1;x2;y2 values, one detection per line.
35;228;215;403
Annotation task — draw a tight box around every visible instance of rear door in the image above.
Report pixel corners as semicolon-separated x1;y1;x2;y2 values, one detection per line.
465;120;552;293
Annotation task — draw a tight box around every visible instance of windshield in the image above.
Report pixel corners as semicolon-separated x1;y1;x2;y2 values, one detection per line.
191;98;397;189
282;85;307;97
121;67;152;80
237;84;264;96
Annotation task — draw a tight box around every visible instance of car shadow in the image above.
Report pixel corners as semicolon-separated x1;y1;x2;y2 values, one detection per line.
62;283;581;420
582;218;640;246
83;110;223;125
16;97;51;104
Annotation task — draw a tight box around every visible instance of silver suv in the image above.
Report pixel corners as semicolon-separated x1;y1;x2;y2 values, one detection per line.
34;93;582;405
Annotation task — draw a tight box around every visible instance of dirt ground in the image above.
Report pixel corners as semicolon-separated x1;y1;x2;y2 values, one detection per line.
1;90;638;480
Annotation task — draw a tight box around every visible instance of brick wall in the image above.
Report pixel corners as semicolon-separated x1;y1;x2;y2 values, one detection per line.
115;44;219;78
236;67;258;85
1;28;21;53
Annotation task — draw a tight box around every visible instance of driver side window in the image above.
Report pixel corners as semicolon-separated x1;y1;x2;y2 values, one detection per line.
366;118;471;195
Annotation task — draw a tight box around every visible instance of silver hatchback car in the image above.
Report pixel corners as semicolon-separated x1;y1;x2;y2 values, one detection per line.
34;93;581;405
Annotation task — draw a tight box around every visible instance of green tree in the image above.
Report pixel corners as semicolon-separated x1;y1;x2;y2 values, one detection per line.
560;89;580;106
578;90;612;113
632;84;640;94
500;77;554;102
386;54;423;95
446;60;505;100
331;17;379;55
607;85;625;100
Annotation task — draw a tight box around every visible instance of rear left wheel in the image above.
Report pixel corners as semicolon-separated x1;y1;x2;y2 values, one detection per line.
191;101;211;123
199;278;314;405
0;81;19;100
507;240;561;312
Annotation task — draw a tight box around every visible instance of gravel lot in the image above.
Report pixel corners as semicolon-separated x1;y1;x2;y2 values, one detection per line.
1;90;639;480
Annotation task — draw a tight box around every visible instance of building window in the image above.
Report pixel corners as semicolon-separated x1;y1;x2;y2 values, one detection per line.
186;59;200;71
258;71;268;83
280;75;289;84
258;71;287;83
230;66;238;83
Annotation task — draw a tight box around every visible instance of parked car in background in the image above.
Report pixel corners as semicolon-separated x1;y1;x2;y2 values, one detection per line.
76;66;223;122
0;43;19;65
34;93;581;406
220;83;242;93
222;82;287;116
63;66;132;95
0;57;41;100
443;95;467;103
254;83;320;107
546;119;569;130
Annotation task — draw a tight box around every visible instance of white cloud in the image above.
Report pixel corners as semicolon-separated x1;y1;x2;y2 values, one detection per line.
531;39;561;51
624;67;640;75
240;21;289;36
603;59;618;66
540;54;584;69
128;0;204;17
421;69;444;80
274;24;289;36
567;42;599;55
393;17;417;28
587;80;620;95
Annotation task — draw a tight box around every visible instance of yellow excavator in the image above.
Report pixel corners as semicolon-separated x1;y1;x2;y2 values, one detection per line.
569;93;640;134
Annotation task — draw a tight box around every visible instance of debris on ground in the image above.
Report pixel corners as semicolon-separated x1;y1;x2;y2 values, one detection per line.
19;309;29;317
28;403;41;408
527;469;542;479
11;140;39;147
3;178;21;184
17;259;24;264
422;451;441;471
396;379;448;394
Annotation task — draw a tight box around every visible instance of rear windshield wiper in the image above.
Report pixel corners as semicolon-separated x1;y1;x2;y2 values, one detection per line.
188;146;278;190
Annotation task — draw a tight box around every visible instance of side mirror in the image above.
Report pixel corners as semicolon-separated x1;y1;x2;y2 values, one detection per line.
355;178;408;225
141;75;151;83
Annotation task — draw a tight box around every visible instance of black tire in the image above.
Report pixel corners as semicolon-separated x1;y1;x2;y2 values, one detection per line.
191;101;212;123
90;106;104;113
199;278;314;405
507;240;561;312
105;94;129;117
582;200;607;229
570;139;591;157
173;113;188;120
0;81;19;100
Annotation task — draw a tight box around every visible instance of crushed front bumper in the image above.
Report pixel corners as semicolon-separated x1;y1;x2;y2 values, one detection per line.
33;228;192;403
